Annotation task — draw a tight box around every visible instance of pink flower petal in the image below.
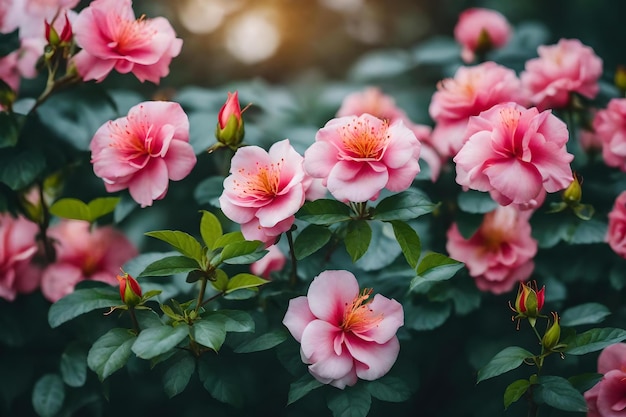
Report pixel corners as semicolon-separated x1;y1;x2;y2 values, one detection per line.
307;270;359;325
483;159;543;205
345;333;400;381
301;320;354;380
283;296;316;343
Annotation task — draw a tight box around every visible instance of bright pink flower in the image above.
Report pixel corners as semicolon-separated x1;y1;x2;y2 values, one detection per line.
72;0;182;83
521;38;603;111
219;139;306;247
250;244;285;279
429;62;528;158
90;101;196;208
454;102;573;207
41;220;138;302
283;270;403;389
584;343;626;417
594;99;626;171
0;214;41;301
446;205;537;294
304;114;421;202
453;8;511;63
607;191;626;259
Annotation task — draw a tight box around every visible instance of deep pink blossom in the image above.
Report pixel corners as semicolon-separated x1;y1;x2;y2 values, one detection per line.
607;191;626;259
429;62;528;158
250;244;285;279
41;220;138;302
453;8;511;63
304;113;421;202
90;101;196;208
72;0;182;83
283;270;403;389
454;102;573;207
521;39;603;111
219;139;306;247
594;99;626;171
0;214;41;301
446;205;537;294
584;343;626;417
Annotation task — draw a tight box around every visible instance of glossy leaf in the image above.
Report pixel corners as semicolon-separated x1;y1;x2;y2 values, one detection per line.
372;191;437;221
32;374;65;417
226;273;269;293
60;343;88;388
190;319;226;351
209;310;255;333
477;346;534;383
565;328;626;355
411;253;464;292
234;329;288;353
199;210;223;250
389;220;421;269
163;352;196;399
287;373;324;405
48;287;121;328
138;255;200;277
213;231;245;249
457;190;498;214
294;224;332;260
145;230;204;262
504;379;530;409
327;384;372;417
536;376;587;412
296;199;351;225
344;220;371;262
210;269;229;292
0;112;24;148
365;376;411;402
131;324;189;359
0;148;46;190
560;303;610;327
220;240;265;264
87;328;135;381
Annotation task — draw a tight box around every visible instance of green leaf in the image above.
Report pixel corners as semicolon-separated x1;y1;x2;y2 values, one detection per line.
200;362;243;408
220;240;266;264
234;329;288;353
565;328;626;355
0;112;24;148
0;148;46;190
32;374;65;417
138;255;200;277
457;190;498;214
536;376;587;412
410;253;464;292
294;224;332;260
48;286;121;328
504;379;530;409
568;373;603;393
87;197;121;219
287;373;324;405
191;319;226;351
226;273;269;293
0;30;19;57
209;310;255;333
372;191;437;221
210;269;229;292
560;303;610;327
404;302;451;331
344;220;371;262
60;343;88;388
162;352;196;399
569;219;608;245
194;175;224;207
87;328;135;381
49;198;92;221
213;231;245;249
132;324;189;359
477;346;534;383
145;230;204;262
327;384;372;417
389;220;421;269
296;199;351;225
365;376;411;402
199;210;223;250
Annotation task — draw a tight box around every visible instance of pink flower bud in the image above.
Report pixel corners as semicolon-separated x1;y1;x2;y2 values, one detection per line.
215;91;245;148
117;271;142;307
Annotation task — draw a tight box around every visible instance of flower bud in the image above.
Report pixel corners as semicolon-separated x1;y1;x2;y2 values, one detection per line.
512;281;545;327
215;91;245;148
117;271;142;307
45;13;72;47
542;312;561;351
563;174;582;204
45;20;60;46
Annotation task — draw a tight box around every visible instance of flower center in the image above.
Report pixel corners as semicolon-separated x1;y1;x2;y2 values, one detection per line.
107;14;155;54
341;288;383;333
340;118;390;160
233;160;283;200
108;118;155;165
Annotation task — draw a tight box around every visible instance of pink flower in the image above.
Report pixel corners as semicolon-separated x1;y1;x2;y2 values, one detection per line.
41;220;138;302
429;62;528;158
0;51;20;92
584;343;626;417
446;206;537;294
250;244;286;279
521;39;603;111
594;99;626;171
283;270;403;389
0;214;41;301
454;102;574;207
215;91;245;147
2;0;78;39
90;101;196;208
304;113;421;202
219;139;306;247
607;191;626;259
72;0;182;83
453;8;511;63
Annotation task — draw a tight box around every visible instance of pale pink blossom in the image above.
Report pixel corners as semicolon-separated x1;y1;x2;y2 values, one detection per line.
250;244;285;279
1;0;78;39
607;191;626;259
90;101;196;208
283;270;403;389
429;62;528;158
0;51;20;92
0;213;41;301
446;205;537;294
453;8;511;63
304;114;421;202
454;102;574;207
72;0;182;83
41;220;137;302
594;99;626;171
219;139;306;247
584;343;626;417
521;39;603;111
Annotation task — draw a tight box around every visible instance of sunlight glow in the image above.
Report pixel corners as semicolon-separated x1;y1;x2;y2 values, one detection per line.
225;11;281;64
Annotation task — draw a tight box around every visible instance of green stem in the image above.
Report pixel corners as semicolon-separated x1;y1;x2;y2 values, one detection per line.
527;386;538;417
129;307;140;335
30;72;80;114
195;277;208;313
287;229;298;286
530;322;543;344
201;291;225;307
37;184;55;263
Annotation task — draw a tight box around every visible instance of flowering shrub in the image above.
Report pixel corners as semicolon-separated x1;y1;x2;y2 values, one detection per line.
1;2;626;417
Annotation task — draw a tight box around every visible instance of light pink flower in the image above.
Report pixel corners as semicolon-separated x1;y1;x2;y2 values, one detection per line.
0;51;20;92
250;244;285;279
454;102;573;207
594;99;626;171
283;270;403;389
521;38;603;111
453;8;511;63
1;0;78;39
584;343;626;417
429;62;528;158
0;214;41;301
607;191;626;259
219;139;306;247
90;101;196;208
72;0;182;83
446;206;537;294
304;113;421;202
41;220;138;302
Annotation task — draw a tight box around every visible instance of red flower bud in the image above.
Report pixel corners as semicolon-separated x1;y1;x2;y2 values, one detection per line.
511;281;545;327
59;13;73;44
215;91;245;148
117;271;142;307
45;13;72;46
